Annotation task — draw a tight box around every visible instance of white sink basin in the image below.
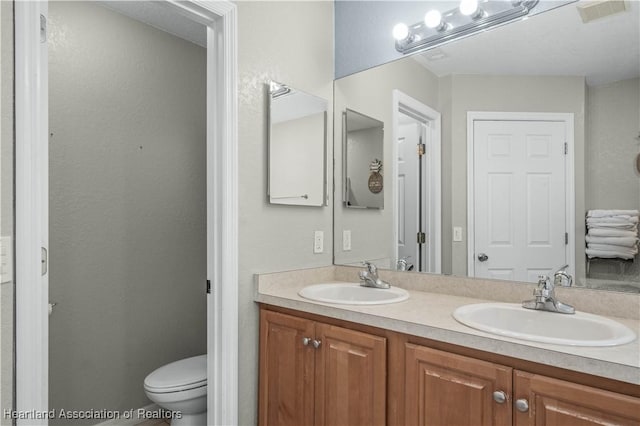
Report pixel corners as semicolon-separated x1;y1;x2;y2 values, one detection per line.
453;303;637;347
299;282;409;305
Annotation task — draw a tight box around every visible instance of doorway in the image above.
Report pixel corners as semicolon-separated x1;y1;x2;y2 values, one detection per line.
392;90;441;273
48;2;209;422
467;112;575;282
14;1;238;424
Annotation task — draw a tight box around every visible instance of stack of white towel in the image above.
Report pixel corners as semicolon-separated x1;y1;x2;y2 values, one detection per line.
586;210;639;260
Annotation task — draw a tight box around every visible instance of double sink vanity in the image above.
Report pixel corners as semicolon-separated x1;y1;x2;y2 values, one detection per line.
256;266;640;425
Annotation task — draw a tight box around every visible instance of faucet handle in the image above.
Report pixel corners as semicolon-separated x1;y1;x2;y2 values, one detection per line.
363;261;377;275
537;275;550;287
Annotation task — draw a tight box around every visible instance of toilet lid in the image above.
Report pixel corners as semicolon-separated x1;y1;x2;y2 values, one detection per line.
144;355;207;393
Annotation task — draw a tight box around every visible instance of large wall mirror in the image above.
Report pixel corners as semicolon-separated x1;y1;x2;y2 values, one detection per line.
333;1;640;293
268;81;328;206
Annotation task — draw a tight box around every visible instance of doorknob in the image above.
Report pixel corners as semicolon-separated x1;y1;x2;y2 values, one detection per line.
492;391;507;404
515;399;529;412
477;253;489;262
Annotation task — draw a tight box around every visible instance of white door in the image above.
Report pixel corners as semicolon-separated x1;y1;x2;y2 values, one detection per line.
397;122;420;268
472;120;567;282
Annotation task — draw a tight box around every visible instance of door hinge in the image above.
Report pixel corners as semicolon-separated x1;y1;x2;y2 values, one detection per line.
40;15;47;43
417;232;426;244
564;142;568;155
417;143;426;157
565;232;569;245
206;279;211;294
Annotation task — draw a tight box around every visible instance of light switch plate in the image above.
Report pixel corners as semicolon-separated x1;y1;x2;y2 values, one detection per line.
314;231;324;254
1;236;13;284
343;230;352;251
453;227;463;242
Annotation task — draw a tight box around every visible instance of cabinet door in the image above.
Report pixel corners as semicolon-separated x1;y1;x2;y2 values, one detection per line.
314;323;387;426
405;344;513;426
259;310;316;426
514;371;640;426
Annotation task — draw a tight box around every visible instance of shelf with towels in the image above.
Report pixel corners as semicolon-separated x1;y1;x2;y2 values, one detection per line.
585;209;639;276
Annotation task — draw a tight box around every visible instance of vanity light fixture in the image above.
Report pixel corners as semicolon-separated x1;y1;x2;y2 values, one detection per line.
394;0;539;55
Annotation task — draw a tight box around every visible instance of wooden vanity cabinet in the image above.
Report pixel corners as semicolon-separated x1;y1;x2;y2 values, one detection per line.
405;343;640;426
259;309;387;426
405;344;513;426
259;306;640;426
514;371;640;426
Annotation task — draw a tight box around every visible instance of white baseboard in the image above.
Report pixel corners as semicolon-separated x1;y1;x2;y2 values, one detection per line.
95;404;159;426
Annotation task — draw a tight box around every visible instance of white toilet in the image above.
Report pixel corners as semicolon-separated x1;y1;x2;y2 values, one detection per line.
144;355;207;426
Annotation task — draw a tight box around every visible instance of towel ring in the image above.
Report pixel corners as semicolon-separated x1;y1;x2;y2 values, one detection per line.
636;152;640;175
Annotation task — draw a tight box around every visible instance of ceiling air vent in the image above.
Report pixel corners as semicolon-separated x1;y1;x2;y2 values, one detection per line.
577;0;629;23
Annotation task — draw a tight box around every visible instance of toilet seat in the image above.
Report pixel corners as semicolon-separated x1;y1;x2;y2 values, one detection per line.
144;355;206;394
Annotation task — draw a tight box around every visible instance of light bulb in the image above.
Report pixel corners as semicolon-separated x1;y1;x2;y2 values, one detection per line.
424;10;442;29
459;0;479;16
392;23;409;41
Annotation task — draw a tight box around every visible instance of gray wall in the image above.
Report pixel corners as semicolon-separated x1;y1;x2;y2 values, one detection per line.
236;2;334;424
443;74;587;279
586;77;640;210
0;2;14;423
48;3;206;423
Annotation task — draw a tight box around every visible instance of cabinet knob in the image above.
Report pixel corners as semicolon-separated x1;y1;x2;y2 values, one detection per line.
492;391;507;404
312;339;322;349
515;399;529;413
302;337;311;346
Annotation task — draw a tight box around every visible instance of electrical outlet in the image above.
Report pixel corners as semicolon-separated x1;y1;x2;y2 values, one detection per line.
343;230;352;251
314;231;324;254
1;236;13;284
453;227;463;242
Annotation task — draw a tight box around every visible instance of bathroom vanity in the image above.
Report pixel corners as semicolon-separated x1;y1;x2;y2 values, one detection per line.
256;267;640;426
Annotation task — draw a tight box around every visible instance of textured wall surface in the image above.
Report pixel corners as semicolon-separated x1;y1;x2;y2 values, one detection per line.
48;3;207;423
236;2;334;424
586;77;640;210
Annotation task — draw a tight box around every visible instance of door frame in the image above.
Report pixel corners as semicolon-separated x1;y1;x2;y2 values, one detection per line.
14;1;238;424
392;90;441;273
466;111;575;278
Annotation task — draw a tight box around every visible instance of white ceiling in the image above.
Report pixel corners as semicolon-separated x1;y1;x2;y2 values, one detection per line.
413;0;640;86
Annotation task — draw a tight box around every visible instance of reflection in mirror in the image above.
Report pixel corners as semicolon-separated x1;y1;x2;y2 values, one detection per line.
333;1;640;293
268;81;328;206
344;109;384;209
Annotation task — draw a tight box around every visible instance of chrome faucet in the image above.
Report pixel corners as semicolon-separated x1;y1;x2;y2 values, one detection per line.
553;264;573;288
396;257;414;271
522;269;575;314
359;261;391;289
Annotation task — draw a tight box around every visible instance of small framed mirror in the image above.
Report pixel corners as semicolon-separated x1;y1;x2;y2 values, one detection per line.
344;108;384;209
267;81;328;206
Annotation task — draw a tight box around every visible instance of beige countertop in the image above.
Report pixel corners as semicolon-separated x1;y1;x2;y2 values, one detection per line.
255;268;640;386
